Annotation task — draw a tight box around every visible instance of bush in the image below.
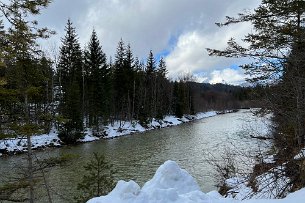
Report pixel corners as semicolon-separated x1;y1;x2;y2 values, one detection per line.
58;121;83;144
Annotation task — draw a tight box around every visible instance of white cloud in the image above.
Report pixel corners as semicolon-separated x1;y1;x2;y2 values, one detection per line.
164;20;254;81
209;68;246;85
37;0;262;84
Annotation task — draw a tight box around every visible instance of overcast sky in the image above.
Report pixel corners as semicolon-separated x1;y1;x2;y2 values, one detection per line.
37;0;262;85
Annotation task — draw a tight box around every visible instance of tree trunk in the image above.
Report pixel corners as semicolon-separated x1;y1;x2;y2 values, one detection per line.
27;134;34;203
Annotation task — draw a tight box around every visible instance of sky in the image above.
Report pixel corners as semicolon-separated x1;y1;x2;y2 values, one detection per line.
37;0;262;85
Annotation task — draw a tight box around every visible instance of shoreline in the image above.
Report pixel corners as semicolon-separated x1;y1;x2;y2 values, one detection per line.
0;110;238;156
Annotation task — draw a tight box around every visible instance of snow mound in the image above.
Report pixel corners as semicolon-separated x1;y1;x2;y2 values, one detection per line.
87;160;211;203
87;160;305;203
142;160;201;194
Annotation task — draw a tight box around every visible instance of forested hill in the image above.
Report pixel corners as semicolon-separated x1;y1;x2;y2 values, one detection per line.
188;82;254;112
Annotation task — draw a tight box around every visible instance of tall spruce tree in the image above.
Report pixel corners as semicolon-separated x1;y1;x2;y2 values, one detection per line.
145;50;157;118
124;44;135;121
113;39;127;122
84;30;110;132
156;57;169;119
57;19;83;143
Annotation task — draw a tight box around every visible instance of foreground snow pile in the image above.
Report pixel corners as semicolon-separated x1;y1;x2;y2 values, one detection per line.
87;161;305;203
87;160;211;203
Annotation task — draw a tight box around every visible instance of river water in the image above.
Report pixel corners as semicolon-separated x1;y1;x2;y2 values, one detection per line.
0;109;270;202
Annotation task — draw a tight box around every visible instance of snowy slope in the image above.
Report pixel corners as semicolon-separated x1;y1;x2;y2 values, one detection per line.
87;160;305;203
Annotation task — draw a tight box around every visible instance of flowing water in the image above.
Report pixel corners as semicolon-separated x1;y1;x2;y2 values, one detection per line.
0;109;270;202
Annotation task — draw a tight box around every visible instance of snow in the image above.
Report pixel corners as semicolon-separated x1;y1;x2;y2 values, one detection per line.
78;128;100;142
225;165;290;200
87;160;305;203
0;127;61;154
294;148;305;160
262;155;276;164
87;160;211;203
103;121;146;139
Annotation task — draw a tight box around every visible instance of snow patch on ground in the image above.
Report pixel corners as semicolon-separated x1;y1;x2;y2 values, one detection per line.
294;148;305;160
88;160;305;203
0;127;61;154
225;165;290;200
78;128;100;142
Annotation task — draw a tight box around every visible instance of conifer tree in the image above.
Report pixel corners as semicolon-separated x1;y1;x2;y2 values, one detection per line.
146;50;156;76
157;57;167;78
145;50;157;118
113;39;127;122
57;19;83;143
84;30;110;132
0;1;54;202
75;153;116;203
156;57;169;118
124;44;135;120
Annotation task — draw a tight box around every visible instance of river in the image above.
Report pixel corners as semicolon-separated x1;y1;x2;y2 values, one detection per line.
0;109;270;202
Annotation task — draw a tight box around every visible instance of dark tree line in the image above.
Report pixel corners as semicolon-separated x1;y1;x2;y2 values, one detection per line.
55;20;179;142
53;20;253;143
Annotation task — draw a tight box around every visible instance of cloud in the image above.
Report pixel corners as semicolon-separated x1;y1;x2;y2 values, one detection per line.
208;68;246;85
36;0;262;84
164;22;253;81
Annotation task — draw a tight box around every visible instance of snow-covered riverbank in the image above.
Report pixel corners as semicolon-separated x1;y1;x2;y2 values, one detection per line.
87;160;305;203
0;111;219;155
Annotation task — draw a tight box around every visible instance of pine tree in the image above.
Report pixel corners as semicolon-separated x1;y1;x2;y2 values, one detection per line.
156;57;169;119
157;57;167;78
112;39;128;122
207;0;305;84
84;30;110;132
124;43;135;121
75;153;116;203
145;50;157;118
146;50;156;76
0;1;54;202
57;19;83;143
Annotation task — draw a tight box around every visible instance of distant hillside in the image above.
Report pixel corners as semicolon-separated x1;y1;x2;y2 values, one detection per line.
187;82;257;112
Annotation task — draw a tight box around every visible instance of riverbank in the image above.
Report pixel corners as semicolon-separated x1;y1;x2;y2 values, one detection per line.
0;110;233;156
